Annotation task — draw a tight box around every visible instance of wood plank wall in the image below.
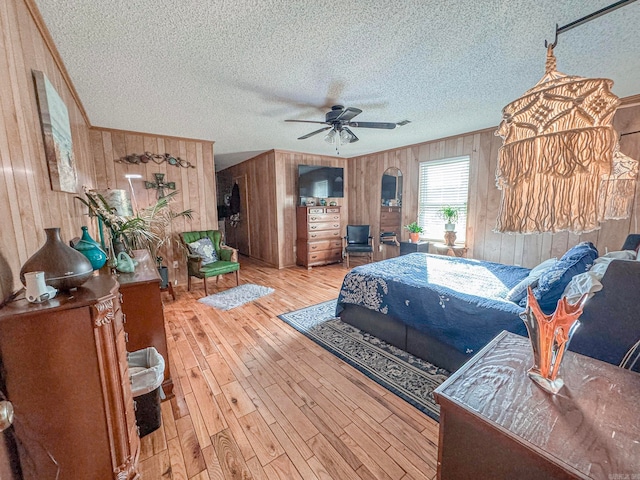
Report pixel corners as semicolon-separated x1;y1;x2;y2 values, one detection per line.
348;103;640;268
216;151;280;266
217;150;348;268
90;127;216;286
274;150;348;268
0;0;95;301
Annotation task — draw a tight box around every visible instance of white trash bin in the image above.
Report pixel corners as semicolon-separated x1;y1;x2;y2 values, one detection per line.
128;347;165;437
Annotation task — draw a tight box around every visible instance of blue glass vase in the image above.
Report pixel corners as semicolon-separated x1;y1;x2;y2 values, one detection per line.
74;226;108;270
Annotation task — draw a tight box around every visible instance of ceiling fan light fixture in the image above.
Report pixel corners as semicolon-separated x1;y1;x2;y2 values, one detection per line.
339;128;353;144
324;129;337;144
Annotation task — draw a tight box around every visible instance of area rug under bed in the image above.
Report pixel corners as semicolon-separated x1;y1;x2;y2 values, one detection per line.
198;283;274;311
278;299;449;421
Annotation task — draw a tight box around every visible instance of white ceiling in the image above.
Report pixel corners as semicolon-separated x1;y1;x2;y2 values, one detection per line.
34;0;640;171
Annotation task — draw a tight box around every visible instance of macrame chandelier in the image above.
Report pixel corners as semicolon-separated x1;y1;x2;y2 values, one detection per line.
494;43;636;234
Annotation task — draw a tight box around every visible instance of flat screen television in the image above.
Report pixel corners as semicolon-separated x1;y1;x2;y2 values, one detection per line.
298;165;344;198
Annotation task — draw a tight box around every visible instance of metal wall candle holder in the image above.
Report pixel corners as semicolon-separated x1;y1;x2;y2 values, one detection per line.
116;152;196;169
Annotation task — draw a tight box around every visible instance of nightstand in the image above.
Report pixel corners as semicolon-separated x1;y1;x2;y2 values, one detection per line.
399;240;430;255
434;331;640;479
433;242;467;258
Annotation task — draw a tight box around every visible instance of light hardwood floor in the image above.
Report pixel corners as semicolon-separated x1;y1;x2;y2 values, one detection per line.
141;256;440;479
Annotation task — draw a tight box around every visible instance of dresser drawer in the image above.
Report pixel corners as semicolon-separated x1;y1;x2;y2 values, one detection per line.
307;248;342;265
380;211;400;222
308;221;341;232
326;207;340;213
308;208;325;214
308;212;341;222
308;239;342;252
308;229;342;240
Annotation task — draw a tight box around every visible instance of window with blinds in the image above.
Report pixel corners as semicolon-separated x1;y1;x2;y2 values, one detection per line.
418;156;470;242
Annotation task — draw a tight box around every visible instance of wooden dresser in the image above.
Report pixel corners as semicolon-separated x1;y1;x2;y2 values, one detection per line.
115;249;173;398
296;206;342;269
380;206;401;236
434;331;640;480
0;275;140;480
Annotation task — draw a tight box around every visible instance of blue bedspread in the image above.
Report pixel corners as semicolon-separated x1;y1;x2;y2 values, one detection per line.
336;253;531;358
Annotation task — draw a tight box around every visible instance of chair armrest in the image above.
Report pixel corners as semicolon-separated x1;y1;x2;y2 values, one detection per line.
187;253;203;274
220;245;238;262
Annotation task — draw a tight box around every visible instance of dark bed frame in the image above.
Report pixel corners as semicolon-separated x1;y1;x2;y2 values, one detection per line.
339;234;640;372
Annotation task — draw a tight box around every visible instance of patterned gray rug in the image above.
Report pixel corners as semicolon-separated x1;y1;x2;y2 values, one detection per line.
278;300;449;421
198;283;274;310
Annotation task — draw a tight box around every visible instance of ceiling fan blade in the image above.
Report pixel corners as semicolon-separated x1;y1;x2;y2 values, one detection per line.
343;127;359;143
298;127;331;140
347;121;397;129
335;107;362;122
285;119;328;125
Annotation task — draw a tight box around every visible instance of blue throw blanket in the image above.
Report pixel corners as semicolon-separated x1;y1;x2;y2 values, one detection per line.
337;253;530;358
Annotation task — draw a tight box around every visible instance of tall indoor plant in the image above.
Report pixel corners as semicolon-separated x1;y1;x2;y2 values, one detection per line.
76;189;192;284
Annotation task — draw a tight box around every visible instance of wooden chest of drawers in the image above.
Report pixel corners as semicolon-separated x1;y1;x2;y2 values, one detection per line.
297;206;343;268
380;206;401;235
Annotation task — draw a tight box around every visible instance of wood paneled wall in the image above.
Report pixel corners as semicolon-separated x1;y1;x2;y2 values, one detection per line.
218;150;347;268
348;103;640;268
90;128;216;286
0;0;95;301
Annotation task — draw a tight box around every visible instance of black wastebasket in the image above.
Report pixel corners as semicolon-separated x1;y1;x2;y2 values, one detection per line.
128;347;165;437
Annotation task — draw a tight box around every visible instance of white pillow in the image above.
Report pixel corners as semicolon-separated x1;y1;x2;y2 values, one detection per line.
506;258;557;303
562;271;603;305
188;238;218;265
562;253;631;304
601;250;636;260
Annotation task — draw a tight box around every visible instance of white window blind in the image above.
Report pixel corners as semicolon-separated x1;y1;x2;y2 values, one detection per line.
418;156;470;242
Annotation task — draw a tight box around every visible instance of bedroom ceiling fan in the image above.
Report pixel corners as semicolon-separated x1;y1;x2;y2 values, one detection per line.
285;105;410;153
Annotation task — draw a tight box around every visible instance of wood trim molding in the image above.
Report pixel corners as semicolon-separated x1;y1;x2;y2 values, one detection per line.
619;93;640;108
90;126;215;145
22;0;91;127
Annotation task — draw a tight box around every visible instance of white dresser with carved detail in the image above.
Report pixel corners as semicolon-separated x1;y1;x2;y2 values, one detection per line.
296;206;343;269
0;275;140;480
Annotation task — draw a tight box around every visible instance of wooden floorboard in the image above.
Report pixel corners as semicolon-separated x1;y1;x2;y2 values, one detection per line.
139;256;440;479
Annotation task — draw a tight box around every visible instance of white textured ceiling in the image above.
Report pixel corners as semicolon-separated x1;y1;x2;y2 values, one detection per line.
34;0;640;171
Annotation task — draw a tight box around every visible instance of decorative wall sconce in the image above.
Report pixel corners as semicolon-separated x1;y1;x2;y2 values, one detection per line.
116;152;196;169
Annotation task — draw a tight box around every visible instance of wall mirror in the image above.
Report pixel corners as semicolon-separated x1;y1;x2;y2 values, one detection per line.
380;167;402;248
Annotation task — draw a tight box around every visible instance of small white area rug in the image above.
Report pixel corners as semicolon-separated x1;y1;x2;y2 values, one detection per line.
198;284;274;310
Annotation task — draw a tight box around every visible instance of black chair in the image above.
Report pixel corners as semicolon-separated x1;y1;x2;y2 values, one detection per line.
344;225;374;268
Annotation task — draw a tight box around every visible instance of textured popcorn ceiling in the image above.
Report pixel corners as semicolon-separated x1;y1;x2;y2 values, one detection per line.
34;0;640;170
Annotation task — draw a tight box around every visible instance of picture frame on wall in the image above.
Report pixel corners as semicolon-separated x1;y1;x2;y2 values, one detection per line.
33;69;77;193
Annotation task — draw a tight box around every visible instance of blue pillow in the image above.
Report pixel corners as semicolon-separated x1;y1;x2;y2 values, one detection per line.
523;242;598;313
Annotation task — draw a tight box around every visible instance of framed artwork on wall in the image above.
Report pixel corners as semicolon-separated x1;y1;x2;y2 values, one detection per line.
33;69;77;193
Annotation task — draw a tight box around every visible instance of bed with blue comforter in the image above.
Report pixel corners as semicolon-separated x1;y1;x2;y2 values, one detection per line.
337;237;640;372
337;253;530;369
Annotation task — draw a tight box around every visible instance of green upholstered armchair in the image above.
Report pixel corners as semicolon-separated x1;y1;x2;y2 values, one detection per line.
179;230;240;295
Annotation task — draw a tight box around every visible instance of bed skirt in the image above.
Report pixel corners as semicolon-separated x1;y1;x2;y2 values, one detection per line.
339;304;469;372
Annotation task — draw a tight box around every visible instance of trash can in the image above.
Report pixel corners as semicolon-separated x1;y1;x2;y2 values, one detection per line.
128;347;165;437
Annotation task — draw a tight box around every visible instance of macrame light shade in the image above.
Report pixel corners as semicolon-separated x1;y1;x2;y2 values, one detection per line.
495;45;625;234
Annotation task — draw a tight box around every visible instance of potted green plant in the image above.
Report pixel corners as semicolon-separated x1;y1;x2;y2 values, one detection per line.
438;206;461;232
404;222;423;243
